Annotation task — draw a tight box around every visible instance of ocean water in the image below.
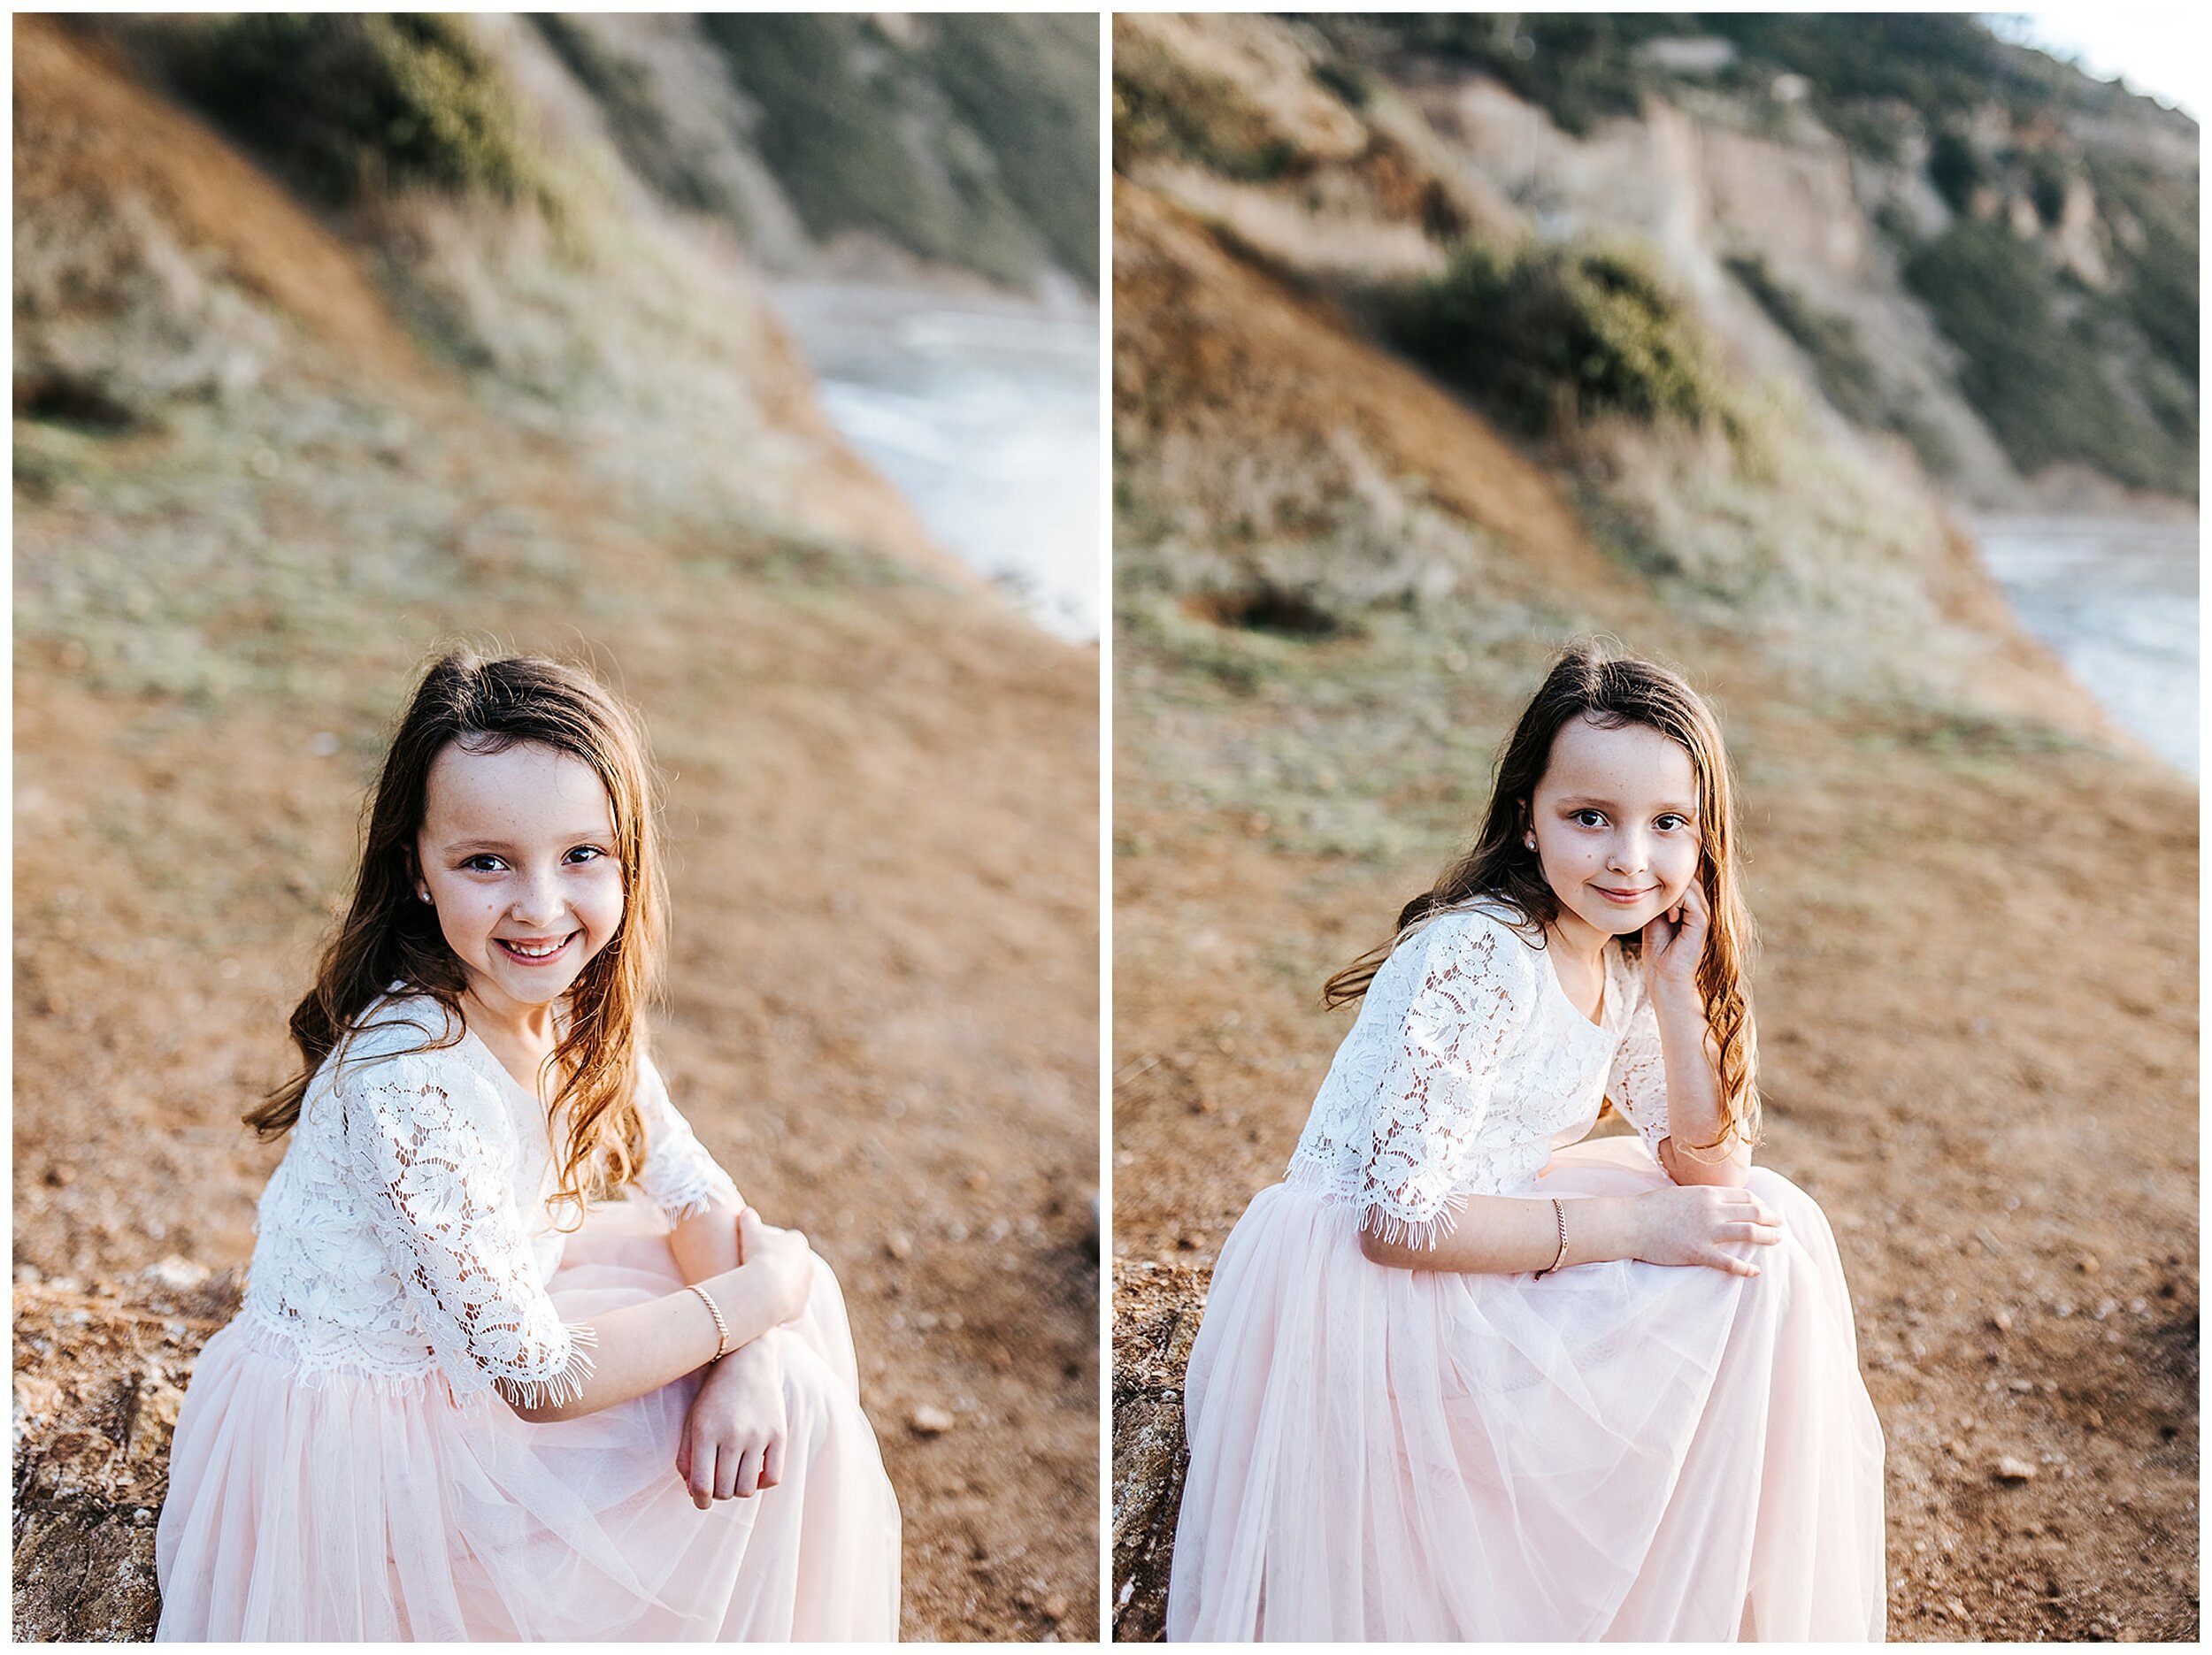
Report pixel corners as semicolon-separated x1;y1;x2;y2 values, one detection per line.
1969;516;2199;778
770;281;1100;641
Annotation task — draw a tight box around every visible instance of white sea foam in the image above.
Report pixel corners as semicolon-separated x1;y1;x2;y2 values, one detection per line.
770;281;1100;642
1970;515;2199;778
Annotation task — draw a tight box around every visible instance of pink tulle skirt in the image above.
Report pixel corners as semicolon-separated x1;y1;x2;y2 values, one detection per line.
1167;1137;1886;1641
155;1199;901;1640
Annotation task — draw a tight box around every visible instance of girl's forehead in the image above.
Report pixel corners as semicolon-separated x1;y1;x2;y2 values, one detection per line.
1537;716;1697;794
422;739;614;832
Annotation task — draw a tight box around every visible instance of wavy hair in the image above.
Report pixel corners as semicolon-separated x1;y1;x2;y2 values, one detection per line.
1323;640;1760;1153
246;649;664;1217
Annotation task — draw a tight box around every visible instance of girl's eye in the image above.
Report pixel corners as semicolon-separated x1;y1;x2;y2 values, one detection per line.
565;845;607;864
1572;809;1606;828
1655;814;1687;831
461;854;506;873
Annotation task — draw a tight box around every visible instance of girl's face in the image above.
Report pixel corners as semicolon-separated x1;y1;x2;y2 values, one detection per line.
1525;714;1703;950
415;739;626;1023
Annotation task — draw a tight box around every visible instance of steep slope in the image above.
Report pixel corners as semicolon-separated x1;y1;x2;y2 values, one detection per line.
13;15;1096;1641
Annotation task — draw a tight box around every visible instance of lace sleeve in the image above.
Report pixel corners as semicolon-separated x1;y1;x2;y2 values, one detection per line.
1609;981;1672;1166
631;1054;742;1227
340;1053;596;1410
1361;916;1540;1249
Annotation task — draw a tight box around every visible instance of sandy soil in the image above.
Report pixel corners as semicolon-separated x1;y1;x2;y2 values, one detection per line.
13;18;1099;1640
1108;180;2197;1640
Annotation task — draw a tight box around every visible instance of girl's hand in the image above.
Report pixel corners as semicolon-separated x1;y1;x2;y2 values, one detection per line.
1642;876;1709;1000
676;1338;786;1508
739;1208;815;1325
1630;1184;1781;1276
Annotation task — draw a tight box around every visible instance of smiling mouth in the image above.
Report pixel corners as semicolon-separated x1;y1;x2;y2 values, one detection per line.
1594;886;1655;902
495;932;578;963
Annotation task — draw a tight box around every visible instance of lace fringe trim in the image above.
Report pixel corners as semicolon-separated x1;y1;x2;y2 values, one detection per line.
489;1320;599;1413
650;1176;741;1230
234;1306;600;1410
1283;1160;1462;1253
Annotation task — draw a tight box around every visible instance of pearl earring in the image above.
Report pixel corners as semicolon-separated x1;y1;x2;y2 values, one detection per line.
417;889;433;905
1524;836;1536;851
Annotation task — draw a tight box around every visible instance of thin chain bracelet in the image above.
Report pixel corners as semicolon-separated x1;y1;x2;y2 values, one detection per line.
1533;1197;1568;1277
687;1282;733;1360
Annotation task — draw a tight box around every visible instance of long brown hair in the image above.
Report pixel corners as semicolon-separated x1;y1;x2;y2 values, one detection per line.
247;649;665;1214
1323;640;1760;1153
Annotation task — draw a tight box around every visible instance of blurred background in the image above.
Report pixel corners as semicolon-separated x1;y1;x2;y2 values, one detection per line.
13;13;1098;1640
1109;12;2194;1641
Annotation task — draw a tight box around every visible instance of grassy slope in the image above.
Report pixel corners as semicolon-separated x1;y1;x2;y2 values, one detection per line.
12;17;1096;1641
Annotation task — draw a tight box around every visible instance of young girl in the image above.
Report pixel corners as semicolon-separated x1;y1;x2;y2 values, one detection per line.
156;652;901;1640
1165;644;1886;1641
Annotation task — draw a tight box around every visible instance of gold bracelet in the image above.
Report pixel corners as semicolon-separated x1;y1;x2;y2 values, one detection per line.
687;1282;733;1360
1533;1197;1568;1277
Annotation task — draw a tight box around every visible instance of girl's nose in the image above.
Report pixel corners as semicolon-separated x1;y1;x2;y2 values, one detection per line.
510;866;565;922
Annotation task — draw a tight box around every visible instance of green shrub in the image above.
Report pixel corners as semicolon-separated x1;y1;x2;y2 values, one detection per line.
924;15;1099;285
1387;240;1735;436
1340;14;1675;138
160;14;538;207
1926;129;1987;214
1724;255;1955;475
1112;29;1298;181
703;14;1048;288
528;15;737;219
1904;220;2193;493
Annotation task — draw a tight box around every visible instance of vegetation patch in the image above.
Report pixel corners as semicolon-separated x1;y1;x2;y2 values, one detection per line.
923;14;1100;287
1903;221;2193;494
1386;240;1737;439
528;15;738;220
149;14;541;209
1111;28;1299;181
704;14;1052;289
1725;256;1956;476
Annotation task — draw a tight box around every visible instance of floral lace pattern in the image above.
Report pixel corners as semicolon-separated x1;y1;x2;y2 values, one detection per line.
632;1054;742;1226
1286;906;1654;1247
1606;972;1674;1163
241;994;739;1406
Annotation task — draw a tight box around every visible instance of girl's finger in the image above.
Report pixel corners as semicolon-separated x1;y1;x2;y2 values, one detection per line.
734;1447;762;1499
712;1446;741;1503
759;1437;784;1490
675;1434;691;1486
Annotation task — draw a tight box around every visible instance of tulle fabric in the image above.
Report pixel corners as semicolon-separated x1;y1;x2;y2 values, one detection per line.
1167;1137;1886;1641
156;1197;900;1641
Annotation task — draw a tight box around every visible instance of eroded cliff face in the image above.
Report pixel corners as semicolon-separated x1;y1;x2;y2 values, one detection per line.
1113;12;2196;510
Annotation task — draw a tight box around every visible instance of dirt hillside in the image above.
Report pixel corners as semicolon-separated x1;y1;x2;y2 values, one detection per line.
1108;147;2196;1650
13;16;1097;1641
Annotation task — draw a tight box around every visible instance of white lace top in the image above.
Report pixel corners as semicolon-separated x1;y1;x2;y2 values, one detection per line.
239;991;741;1409
1286;903;1671;1248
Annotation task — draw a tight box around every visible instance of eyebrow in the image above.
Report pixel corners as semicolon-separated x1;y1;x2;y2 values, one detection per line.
432;829;613;853
1553;795;1699;815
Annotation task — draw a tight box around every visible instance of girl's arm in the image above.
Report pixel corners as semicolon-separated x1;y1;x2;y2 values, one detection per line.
666;1199;742;1284
1649;992;1752;1188
1360;1184;1780;1276
1640;880;1752;1188
511;1210;811;1422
